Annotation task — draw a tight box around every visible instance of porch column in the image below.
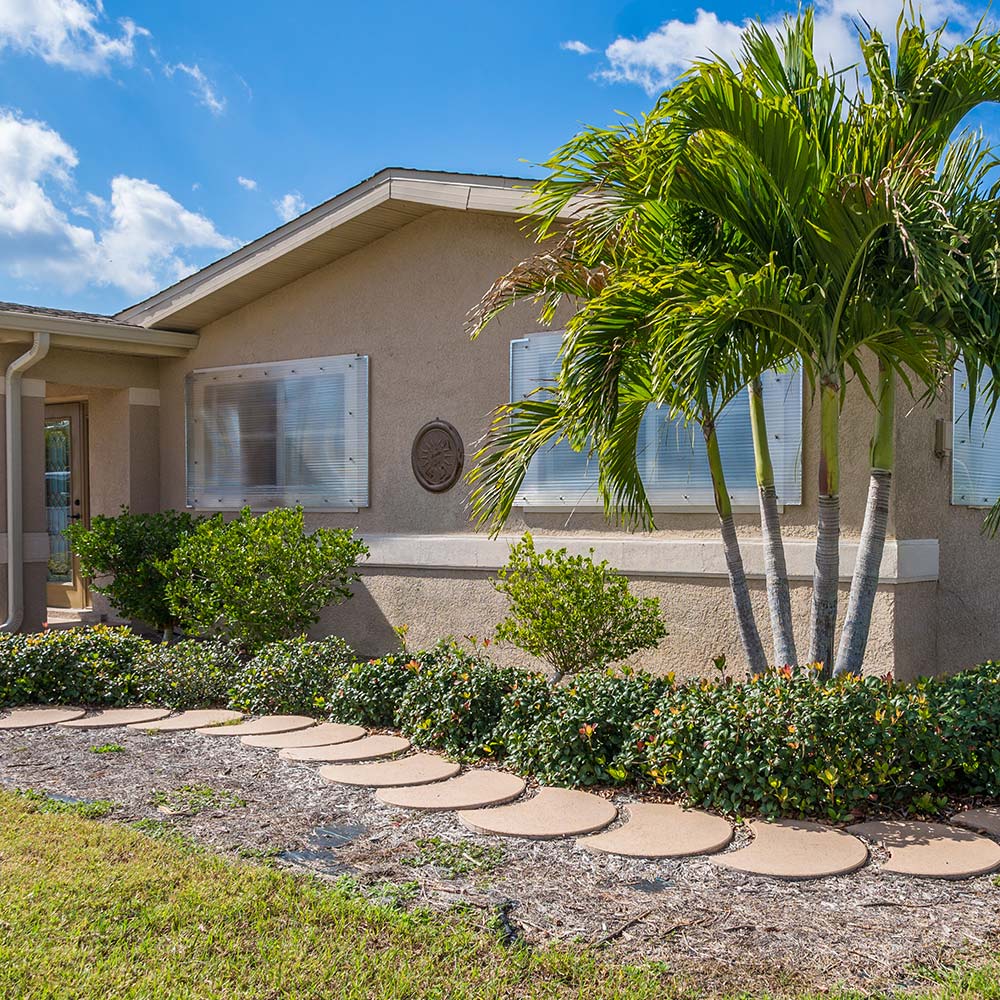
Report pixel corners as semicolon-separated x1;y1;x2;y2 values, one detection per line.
0;376;48;631
86;387;160;621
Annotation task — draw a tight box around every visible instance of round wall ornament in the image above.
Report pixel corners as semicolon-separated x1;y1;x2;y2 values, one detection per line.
411;419;465;493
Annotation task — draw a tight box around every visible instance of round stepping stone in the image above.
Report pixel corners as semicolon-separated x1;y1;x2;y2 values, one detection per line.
241;722;366;749
578;803;733;858
377;770;527;811
279;735;410;763
849;820;1000;879
951;807;1000;839
59;707;172;729
0;706;86;729
126;709;243;732
458;787;617;840
712;820;868;880
196;715;315;737
319;753;461;788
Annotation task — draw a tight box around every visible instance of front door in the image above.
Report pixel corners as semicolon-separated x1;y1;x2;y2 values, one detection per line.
45;403;89;609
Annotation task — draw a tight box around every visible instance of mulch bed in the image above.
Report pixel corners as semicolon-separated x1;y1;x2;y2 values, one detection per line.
1;725;997;997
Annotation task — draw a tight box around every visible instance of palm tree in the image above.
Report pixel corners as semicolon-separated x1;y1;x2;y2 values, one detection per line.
470;9;1000;677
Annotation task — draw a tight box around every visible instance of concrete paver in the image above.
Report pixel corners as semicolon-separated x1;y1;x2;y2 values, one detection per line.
0;706;87;729
196;715;315;737
458;787;617;840
59;708;172;729
579;803;733;858
849;820;1000;879
376;770;527;811
126;710;243;732
713;820;869;880
279;735;410;763
241;722;366;749
319;753;461;788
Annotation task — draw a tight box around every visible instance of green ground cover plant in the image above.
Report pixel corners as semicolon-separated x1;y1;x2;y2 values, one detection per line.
228;635;356;715
3;626;1000;820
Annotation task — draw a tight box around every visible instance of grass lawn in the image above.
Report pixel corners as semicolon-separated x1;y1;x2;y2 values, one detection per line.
0;791;996;1000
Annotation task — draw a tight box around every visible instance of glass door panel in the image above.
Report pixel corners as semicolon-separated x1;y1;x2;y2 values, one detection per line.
45;403;88;609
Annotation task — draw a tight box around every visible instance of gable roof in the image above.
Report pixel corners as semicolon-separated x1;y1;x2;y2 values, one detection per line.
115;167;541;333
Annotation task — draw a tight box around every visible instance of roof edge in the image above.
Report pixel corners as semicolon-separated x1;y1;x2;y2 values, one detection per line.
0;307;198;357
115;167;537;330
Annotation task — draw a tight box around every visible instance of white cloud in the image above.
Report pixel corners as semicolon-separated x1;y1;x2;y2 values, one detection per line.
165;61;225;114
0;0;147;73
0;108;236;298
273;191;306;223
236;175;257;191
601;0;986;94
561;39;594;55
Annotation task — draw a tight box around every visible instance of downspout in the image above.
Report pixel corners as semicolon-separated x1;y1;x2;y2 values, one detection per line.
2;333;51;632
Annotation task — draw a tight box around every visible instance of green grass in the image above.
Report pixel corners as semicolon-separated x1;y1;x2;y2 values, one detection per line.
12;787;114;819
0;790;997;1000
403;836;506;878
149;783;247;815
89;743;126;754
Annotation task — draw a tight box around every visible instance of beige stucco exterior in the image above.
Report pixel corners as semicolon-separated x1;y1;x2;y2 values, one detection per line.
0;170;993;679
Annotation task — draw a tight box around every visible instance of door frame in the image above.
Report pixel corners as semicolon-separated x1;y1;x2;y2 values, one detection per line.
44;400;90;610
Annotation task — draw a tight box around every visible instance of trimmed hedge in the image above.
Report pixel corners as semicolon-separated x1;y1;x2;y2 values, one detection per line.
229;636;355;716
2;627;1000;821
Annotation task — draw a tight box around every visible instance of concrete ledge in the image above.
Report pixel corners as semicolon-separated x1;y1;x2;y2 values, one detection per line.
361;534;939;584
0;532;50;563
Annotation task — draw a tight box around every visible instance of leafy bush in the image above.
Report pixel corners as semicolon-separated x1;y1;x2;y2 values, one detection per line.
498;667;670;786
0;626;151;707
635;665;1000;821
492;533;667;681
160;506;368;653
129;640;242;709
228;636;355;716
327;642;462;728
396;643;522;759
64;509;202;632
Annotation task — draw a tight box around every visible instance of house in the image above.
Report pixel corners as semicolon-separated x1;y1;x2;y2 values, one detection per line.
0;167;995;678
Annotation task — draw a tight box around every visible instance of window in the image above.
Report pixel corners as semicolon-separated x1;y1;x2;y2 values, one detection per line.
952;358;1000;505
186;354;368;510
510;333;802;508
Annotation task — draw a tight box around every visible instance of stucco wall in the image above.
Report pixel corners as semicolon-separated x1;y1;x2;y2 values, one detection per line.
892;381;1000;675
152;209;919;675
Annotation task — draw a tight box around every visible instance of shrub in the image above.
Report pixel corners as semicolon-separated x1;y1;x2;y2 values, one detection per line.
0;626;151;707
497;667;670;786
635;665;1000;821
130;640;242;709
492;533;667;681
64;508;202;633
228;636;355;716
160;506;368;653
396;643;523;759
326;642;469;728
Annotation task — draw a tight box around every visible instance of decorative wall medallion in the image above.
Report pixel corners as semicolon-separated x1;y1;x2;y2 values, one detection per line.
412;420;464;493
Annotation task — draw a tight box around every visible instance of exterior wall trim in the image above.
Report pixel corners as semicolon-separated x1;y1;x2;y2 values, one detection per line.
360;533;940;584
0;532;50;563
127;387;161;406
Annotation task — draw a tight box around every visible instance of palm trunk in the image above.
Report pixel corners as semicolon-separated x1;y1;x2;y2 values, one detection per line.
749;377;797;667
834;365;894;676
808;379;840;675
705;419;768;674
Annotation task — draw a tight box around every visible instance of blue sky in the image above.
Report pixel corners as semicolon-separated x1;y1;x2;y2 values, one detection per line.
0;0;993;315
